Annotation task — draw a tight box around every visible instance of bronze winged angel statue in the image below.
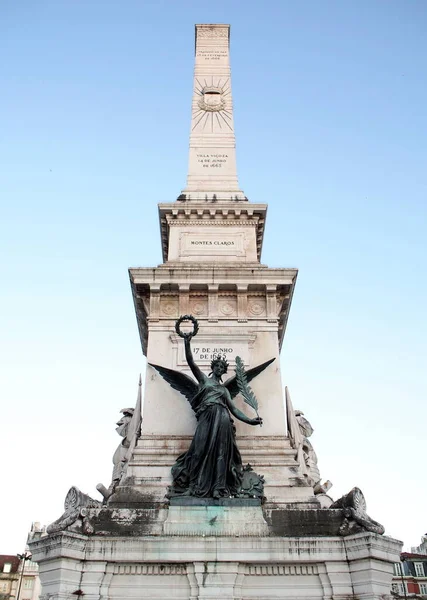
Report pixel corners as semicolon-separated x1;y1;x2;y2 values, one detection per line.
150;315;274;499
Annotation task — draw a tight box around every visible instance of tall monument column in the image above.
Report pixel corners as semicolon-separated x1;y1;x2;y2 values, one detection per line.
126;22;309;509
181;24;245;201
30;25;401;600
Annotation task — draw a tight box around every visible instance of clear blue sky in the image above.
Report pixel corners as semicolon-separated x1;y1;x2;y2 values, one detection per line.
1;0;426;553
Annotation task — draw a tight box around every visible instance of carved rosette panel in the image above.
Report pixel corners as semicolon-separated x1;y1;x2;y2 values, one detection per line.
248;297;266;317
218;296;237;317
160;297;179;318
189;297;208;316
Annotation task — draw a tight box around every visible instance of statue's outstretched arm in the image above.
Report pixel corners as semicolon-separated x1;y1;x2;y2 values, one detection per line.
226;396;262;426
184;336;205;383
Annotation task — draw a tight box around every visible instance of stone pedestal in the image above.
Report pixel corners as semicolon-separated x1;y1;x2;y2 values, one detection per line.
30;527;402;600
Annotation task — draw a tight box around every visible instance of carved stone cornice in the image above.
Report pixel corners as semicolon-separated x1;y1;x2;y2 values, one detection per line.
129;265;297;355
30;530;401;564
167;219;257;227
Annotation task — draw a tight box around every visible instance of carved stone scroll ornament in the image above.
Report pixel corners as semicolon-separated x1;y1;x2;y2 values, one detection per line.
330;487;385;536
46;487;101;534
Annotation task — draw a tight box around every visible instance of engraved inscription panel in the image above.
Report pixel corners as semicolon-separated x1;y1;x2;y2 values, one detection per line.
196;48;228;62
181;232;244;257
171;333;256;369
175;337;252;367
197;152;230;169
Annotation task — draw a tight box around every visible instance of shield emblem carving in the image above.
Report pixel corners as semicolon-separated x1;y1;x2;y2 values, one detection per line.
198;86;225;112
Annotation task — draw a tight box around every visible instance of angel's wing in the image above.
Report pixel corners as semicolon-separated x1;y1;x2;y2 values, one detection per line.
224;357;275;399
149;363;199;410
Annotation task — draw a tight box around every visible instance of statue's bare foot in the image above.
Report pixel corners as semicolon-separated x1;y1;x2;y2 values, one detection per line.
181;489;193;496
212;490;221;499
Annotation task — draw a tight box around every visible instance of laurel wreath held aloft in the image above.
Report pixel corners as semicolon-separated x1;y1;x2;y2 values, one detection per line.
235;356;262;425
175;315;199;339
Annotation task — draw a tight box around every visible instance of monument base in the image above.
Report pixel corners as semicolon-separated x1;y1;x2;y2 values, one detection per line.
30;527;402;600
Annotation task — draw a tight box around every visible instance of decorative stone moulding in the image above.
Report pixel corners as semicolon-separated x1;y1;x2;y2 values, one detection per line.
196;25;229;39
114;564;187;576
129;272;296;356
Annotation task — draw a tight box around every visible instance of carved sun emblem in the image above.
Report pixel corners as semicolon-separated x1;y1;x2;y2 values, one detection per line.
193;78;232;132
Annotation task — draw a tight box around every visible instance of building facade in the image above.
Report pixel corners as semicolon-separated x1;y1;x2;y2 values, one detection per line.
392;550;427;597
0;555;41;600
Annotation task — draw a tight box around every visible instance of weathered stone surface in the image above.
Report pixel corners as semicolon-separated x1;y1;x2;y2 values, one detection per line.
170;497;260;507
106;485;161;508
164;504;269;537
78;507;168;536
266;508;348;537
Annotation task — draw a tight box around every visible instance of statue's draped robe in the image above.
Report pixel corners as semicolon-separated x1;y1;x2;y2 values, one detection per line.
171;377;243;497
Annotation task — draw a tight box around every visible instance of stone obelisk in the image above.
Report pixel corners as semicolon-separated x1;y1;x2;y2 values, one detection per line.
29;25;401;600
181;24;245;201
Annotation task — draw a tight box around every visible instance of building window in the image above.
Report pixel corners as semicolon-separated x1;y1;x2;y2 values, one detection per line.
23;578;34;589
3;562;12;573
415;563;425;577
0;582;10;593
394;563;403;576
420;583;427;595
